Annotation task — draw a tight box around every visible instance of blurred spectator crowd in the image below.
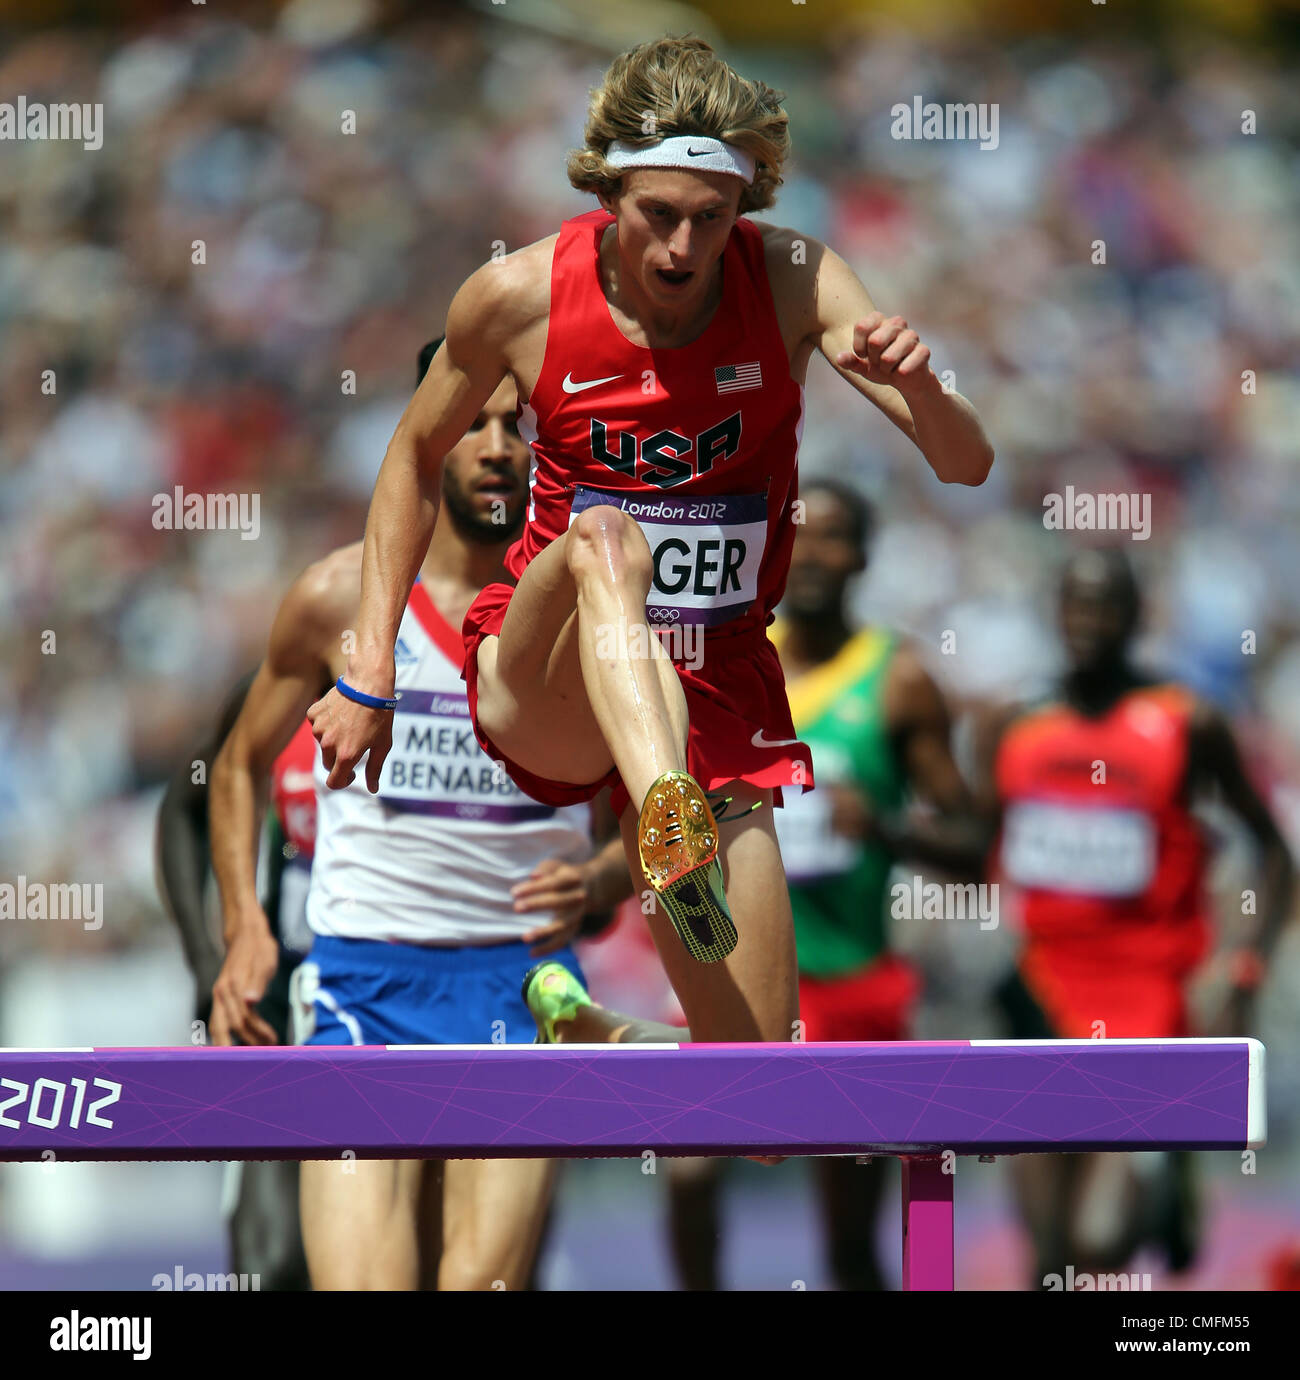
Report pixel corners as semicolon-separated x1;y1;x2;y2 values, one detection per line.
0;0;1298;1073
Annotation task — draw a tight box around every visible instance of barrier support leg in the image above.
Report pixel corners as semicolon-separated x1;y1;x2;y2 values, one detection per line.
900;1155;954;1291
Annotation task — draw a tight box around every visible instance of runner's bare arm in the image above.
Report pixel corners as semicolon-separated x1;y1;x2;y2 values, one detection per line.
514;835;636;957
154;671;256;1022
313;262;521;790
880;644;993;877
969;698;1021;834
772;229;993;485
1190;702;1295;964
208;552;354;1043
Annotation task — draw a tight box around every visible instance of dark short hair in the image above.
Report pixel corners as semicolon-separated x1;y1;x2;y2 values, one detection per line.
1060;547;1142;626
800;478;875;551
417;336;444;388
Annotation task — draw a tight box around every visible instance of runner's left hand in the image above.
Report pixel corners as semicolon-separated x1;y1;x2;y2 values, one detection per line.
835;311;937;397
827;784;878;845
515;857;590;955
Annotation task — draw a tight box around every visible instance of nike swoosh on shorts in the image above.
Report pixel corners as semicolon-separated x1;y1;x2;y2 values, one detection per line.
751;730;802;748
562;372;622;393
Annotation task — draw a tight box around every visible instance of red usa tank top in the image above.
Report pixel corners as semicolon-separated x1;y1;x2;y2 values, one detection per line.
511;208;804;639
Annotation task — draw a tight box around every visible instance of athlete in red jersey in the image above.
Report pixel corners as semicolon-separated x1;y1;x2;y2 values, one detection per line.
995;680;1214;1038
310;36;993;1043
975;548;1293;1286
269;718;317;863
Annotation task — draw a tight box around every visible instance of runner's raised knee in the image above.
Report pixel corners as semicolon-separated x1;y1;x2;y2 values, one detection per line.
566;504;652;589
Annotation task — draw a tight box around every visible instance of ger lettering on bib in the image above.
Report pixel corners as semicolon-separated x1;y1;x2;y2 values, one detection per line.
569;487;767;627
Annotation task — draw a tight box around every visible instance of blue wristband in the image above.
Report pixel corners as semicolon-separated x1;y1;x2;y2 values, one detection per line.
335;677;400;711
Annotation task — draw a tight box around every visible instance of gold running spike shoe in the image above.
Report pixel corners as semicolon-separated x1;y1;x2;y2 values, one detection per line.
637;770;740;963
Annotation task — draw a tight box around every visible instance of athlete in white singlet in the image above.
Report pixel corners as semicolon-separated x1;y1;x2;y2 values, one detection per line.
208;341;632;1290
305;579;595;952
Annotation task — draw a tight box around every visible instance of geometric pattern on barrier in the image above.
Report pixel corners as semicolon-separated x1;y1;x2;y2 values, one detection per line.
0;1039;1264;1161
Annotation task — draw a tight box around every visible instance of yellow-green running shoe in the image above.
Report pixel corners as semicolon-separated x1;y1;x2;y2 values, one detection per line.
521;961;593;1044
637;770;739;964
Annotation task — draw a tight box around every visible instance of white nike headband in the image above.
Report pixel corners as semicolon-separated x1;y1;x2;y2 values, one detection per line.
604;135;756;184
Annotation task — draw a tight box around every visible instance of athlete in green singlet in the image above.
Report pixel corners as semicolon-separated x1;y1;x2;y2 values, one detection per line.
773;621;909;981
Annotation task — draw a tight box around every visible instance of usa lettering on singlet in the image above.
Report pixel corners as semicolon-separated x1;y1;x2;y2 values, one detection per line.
308;582;592;945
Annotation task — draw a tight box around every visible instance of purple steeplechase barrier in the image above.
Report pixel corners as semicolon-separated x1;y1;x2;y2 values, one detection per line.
0;1038;1265;1290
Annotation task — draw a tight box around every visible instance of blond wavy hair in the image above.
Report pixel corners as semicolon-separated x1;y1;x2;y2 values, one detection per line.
567;36;789;215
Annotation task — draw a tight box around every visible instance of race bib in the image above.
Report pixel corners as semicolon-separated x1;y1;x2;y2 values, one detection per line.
380;689;554;823
1001;800;1156;897
773;751;859;884
569;487;767;627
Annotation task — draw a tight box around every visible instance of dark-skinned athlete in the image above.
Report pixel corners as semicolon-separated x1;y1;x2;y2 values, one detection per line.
974;547;1293;1288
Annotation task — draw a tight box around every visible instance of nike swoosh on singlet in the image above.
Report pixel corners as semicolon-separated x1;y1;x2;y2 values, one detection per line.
562;372;622;393
279;769;317;792
751;730;802;748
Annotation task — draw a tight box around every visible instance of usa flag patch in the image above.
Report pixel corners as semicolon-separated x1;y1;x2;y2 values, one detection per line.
715;361;762;394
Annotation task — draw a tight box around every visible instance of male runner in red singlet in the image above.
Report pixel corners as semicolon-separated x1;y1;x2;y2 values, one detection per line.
976;548;1293;1285
309;36;994;1044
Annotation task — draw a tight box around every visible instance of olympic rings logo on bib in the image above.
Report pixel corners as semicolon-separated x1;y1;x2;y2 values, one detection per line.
570;486;768;628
